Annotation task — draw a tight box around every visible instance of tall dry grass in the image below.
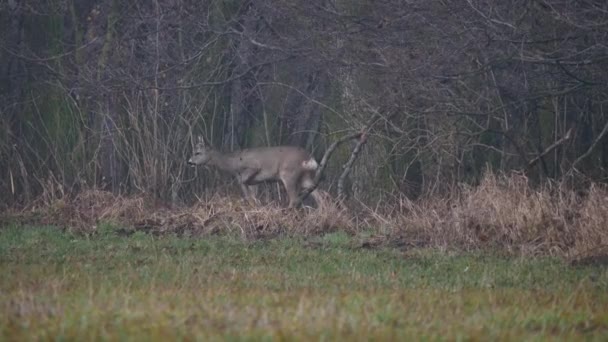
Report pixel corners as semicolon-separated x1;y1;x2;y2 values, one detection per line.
378;172;608;259
2;172;607;260
2;185;354;240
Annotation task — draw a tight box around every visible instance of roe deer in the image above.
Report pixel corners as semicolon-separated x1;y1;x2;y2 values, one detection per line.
187;136;320;208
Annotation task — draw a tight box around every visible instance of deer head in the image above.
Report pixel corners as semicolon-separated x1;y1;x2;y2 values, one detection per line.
187;136;213;166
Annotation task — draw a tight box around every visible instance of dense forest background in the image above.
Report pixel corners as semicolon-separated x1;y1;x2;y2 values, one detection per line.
2;0;608;207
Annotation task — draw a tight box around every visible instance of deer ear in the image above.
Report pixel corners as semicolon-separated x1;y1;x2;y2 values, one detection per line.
197;135;205;146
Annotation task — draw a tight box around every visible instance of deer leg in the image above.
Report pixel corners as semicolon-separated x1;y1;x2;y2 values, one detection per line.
282;175;300;208
238;170;260;204
298;173;317;208
247;185;261;205
240;182;250;197
239;183;259;205
300;173;315;191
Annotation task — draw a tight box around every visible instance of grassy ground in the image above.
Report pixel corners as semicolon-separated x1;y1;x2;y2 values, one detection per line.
1;224;607;341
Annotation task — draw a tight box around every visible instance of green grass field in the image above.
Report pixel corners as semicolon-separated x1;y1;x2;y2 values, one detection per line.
1;224;607;340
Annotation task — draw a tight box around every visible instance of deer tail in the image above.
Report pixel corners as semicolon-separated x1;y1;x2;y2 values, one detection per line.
301;158;318;171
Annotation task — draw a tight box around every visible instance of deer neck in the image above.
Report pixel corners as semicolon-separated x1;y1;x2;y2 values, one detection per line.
208;150;241;173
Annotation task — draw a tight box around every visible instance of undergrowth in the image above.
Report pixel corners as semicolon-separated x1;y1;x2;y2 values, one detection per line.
1;172;607;262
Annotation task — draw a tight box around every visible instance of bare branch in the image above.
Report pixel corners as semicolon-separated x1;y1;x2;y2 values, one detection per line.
297;114;380;205
527;128;573;170
337;133;368;201
571;121;608;171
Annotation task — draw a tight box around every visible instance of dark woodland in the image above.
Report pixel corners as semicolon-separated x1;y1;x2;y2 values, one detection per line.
2;0;608;206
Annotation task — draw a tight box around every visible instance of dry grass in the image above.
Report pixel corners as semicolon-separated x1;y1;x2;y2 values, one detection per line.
2;172;608;261
133;192;354;239
2;189;354;239
377;173;608;261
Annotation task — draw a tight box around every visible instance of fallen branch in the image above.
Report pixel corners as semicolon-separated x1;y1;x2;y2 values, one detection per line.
527;128;572;170
571;121;608;171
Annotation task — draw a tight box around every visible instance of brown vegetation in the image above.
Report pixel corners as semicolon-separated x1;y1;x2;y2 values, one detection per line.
3;173;607;262
2;185;353;240
378;173;608;261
